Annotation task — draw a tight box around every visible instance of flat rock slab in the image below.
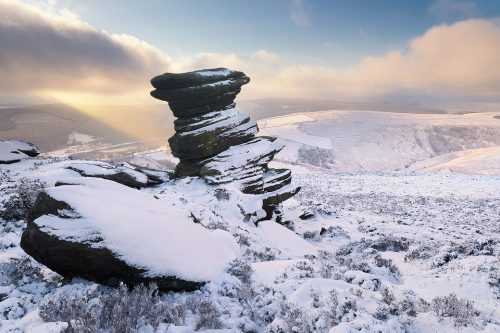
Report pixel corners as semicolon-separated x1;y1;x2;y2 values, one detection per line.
66;162;150;189
21;178;236;291
151;68;248;89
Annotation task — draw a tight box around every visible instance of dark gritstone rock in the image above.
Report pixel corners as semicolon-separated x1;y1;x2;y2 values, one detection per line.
21;192;201;291
151;68;247;89
66;162;149;189
151;67;300;219
20;181;230;292
169;113;258;160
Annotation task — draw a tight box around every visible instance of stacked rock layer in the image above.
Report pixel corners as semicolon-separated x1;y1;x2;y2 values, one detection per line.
150;68;299;217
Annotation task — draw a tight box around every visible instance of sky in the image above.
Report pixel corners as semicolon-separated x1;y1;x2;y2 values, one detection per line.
1;0;500;107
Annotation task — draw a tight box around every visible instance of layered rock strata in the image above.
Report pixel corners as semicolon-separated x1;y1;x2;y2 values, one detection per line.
150;68;300;217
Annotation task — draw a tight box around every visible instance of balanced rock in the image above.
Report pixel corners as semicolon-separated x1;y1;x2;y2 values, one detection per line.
21;178;235;291
150;68;300;218
0;140;40;164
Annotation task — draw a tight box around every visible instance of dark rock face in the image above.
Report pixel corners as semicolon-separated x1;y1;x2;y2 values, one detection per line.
151;68;300;217
21;191;202;291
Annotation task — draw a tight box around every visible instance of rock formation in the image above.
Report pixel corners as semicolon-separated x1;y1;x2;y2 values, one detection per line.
0;140;40;164
21;178;235;291
65;161;168;189
150;68;300;218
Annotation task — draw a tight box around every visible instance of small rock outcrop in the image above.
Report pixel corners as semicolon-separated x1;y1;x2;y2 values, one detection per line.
21;178;235;291
65;162;170;188
0;140;40;164
150;68;300;218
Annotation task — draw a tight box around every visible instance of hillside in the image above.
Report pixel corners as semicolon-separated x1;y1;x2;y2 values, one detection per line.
1;154;499;332
259;111;500;174
0;104;173;152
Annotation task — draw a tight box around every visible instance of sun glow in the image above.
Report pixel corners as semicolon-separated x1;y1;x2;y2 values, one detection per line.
39;89;170;142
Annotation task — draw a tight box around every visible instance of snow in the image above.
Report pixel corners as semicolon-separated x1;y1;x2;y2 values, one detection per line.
177;111;252;137
1;109;500;332
259;110;500;174
36;177;236;281
408;146;500;175
67;132;96;145
255;220;316;258
251;260;301;286
197;68;232;77
0;140;31;163
202;137;283;182
66;161;149;183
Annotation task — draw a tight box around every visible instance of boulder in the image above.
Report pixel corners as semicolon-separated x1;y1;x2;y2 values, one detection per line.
66;162;149;189
21;178;236;291
0;140;40;164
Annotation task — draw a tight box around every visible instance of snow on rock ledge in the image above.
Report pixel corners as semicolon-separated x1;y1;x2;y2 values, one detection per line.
21;177;235;291
0;139;40;164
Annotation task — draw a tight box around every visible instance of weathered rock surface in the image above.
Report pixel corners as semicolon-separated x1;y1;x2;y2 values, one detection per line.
65;161;171;188
65;162;150;189
21;178;235;291
150;68;300;218
0;140;40;164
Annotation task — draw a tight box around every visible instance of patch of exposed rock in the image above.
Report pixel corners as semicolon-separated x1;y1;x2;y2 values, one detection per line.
64;161;169;189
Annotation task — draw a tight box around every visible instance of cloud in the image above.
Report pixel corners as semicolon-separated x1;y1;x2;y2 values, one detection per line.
428;0;478;19
0;0;171;98
1;0;500;104
290;0;311;27
175;19;500;100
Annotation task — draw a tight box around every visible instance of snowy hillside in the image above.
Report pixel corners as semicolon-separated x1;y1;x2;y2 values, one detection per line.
407;146;500;175
259;111;500;174
1;154;499;332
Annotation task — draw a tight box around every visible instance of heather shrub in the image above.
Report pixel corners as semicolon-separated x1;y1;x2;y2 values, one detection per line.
39;283;222;332
432;293;477;327
0;177;46;221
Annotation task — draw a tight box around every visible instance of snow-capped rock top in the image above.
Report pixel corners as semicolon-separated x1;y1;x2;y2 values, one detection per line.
0;139;39;164
22;177;236;285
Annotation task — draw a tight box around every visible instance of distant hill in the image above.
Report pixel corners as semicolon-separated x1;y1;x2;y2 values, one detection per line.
260;110;500;174
0;104;173;151
0;99;452;153
238;98;446;120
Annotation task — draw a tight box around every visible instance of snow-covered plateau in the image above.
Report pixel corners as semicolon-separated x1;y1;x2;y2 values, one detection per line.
0;111;499;333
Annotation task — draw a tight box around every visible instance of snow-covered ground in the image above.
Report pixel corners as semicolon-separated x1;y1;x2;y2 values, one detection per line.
1;110;499;332
259;110;500;174
1;152;498;332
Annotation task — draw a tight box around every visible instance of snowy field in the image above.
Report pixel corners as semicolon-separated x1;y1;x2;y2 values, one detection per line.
260;111;500;174
0;152;498;332
1;110;500;332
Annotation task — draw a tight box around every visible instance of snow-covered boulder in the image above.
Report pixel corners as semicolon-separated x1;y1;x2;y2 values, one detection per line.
0;140;40;164
65;162;155;188
21;178;236;291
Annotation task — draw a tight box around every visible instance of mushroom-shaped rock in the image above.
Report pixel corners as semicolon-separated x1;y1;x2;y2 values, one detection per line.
150;68;300;219
21;178;235;291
